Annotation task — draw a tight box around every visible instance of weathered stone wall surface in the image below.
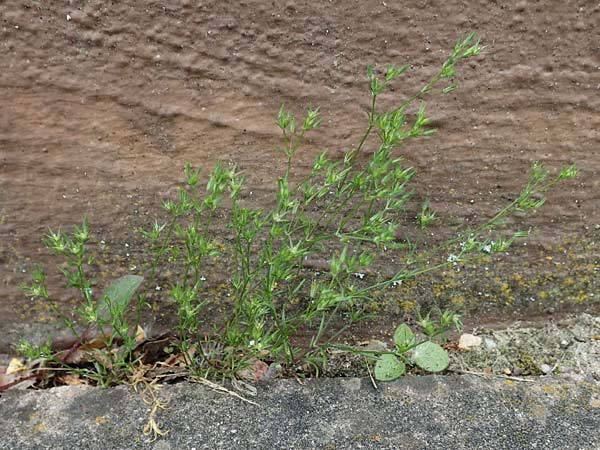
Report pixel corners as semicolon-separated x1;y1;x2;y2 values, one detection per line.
0;1;598;344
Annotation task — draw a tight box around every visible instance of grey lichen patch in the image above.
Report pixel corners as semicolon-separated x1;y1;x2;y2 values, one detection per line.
450;313;600;378
322;313;600;382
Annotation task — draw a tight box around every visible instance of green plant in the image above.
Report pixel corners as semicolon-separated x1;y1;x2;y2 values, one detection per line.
134;33;487;372
417;200;437;229
142;32;575;375
20;219;145;385
374;309;462;381
16;338;53;361
19;33;578;384
330;307;462;381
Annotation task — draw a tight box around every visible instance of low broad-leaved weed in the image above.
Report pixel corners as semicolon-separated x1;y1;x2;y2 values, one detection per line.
374;309;462;381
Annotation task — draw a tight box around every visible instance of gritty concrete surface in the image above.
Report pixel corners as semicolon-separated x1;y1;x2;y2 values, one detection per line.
1;375;599;450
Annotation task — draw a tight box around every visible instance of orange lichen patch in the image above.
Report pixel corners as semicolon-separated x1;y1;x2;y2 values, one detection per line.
541;384;571;400
572;290;589;303
450;296;465;308
400;299;417;313
33;423;48;433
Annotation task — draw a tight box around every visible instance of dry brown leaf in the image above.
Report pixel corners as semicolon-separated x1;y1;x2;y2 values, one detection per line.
80;335;111;350
6;358;27;375
135;325;146;344
58;373;89;386
0;371;37;391
55;347;89;365
137;334;178;363
91;349;113;370
237;360;269;382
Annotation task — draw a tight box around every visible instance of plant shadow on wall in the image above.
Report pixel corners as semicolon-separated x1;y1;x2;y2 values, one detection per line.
6;33;578;397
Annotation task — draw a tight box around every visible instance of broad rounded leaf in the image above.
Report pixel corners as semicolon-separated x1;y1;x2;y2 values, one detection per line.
374;354;406;381
97;275;144;321
413;341;449;373
393;324;415;349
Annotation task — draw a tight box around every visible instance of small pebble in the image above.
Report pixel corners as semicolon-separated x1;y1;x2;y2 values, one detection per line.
458;333;482;350
483;337;497;350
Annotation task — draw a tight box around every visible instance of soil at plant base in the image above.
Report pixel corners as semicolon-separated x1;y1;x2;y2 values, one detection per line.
0;1;599;352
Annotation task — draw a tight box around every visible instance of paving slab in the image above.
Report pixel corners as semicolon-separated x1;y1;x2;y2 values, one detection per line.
1;375;599;450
